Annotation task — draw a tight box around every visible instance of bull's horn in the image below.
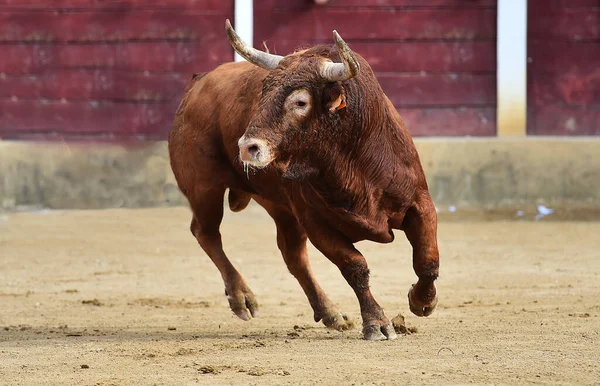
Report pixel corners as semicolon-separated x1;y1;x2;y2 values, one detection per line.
225;19;283;70
320;30;360;81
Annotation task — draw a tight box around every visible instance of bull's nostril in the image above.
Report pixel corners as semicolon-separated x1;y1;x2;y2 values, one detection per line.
247;144;260;157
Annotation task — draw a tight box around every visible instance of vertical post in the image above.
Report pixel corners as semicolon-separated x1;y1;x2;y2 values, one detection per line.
233;0;254;62
496;0;528;136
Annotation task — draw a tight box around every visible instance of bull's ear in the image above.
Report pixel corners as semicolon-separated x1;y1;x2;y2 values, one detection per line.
323;83;346;112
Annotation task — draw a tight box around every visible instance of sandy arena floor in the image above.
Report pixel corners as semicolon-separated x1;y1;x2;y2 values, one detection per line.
0;205;599;385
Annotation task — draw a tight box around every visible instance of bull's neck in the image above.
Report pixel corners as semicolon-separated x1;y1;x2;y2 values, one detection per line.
300;95;408;215
334;90;409;183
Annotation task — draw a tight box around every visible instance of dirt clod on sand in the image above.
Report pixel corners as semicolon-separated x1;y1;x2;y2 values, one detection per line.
81;299;103;306
198;365;219;374
247;367;266;376
391;313;418;335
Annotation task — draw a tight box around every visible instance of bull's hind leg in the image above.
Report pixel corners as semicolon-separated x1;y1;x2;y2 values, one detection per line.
189;187;258;321
403;191;440;317
256;199;354;331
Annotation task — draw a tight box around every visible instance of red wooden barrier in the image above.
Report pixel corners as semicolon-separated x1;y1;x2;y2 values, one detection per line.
2;1;597;140
0;0;227;10
527;0;600;135
254;0;498;136
0;100;177;137
0;0;233;140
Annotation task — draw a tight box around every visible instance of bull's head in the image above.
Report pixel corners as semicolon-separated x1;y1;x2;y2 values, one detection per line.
225;20;361;174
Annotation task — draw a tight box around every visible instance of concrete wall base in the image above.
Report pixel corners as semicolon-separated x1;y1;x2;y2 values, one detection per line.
1;138;599;219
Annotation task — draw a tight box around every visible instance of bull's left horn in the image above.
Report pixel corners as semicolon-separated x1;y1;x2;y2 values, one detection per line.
320;30;360;82
225;19;283;70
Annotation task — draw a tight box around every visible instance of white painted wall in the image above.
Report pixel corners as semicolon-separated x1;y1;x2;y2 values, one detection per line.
497;0;528;136
233;0;254;62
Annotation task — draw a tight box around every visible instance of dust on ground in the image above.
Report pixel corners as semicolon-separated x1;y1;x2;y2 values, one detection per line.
0;206;599;385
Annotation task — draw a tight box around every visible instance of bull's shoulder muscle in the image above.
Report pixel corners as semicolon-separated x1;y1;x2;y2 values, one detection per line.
180;63;265;127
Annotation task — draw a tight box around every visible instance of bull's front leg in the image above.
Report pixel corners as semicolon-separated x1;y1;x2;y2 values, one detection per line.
403;191;440;317
303;217;397;341
256;198;354;332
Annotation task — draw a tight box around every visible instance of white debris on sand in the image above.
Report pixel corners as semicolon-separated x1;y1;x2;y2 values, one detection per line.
535;205;554;221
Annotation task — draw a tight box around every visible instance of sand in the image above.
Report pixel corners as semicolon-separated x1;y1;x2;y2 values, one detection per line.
0;205;598;385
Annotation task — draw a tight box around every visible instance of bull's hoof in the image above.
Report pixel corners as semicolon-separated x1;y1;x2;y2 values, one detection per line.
363;322;398;341
225;285;258;321
320;310;355;331
408;283;438;317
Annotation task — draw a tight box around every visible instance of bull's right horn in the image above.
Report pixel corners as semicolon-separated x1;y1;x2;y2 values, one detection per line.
320;30;360;82
225;19;283;70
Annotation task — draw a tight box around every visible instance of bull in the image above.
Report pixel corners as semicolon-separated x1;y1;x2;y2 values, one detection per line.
168;20;440;340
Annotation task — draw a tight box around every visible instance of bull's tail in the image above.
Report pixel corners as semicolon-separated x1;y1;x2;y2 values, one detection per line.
228;189;251;212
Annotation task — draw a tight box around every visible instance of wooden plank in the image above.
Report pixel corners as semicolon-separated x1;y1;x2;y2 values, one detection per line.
0;41;232;75
527;104;600;136
1;106;497;139
260;41;496;73
0;41;494;75
0;99;178;138
254;8;496;42
0;10;228;43
257;0;497;10
399;107;496;136
527;0;600;9
377;73;496;107
0;70;188;101
528;8;599;40
527;41;600;75
0;0;231;11
0;132;163;141
529;72;600;106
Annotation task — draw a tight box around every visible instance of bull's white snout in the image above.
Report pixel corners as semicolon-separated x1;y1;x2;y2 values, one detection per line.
238;136;273;168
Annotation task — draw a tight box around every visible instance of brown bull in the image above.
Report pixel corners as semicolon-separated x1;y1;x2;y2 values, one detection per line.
168;20;440;340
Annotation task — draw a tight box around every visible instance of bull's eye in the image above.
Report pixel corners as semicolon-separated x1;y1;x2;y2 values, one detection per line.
285;88;312;117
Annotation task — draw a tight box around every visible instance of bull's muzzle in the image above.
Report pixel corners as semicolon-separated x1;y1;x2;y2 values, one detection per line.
238;136;273;168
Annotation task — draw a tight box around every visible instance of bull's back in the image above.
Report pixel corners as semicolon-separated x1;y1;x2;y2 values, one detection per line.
169;62;267;191
184;62;266;159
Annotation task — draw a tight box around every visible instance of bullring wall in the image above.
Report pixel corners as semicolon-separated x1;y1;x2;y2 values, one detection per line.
2;138;598;219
